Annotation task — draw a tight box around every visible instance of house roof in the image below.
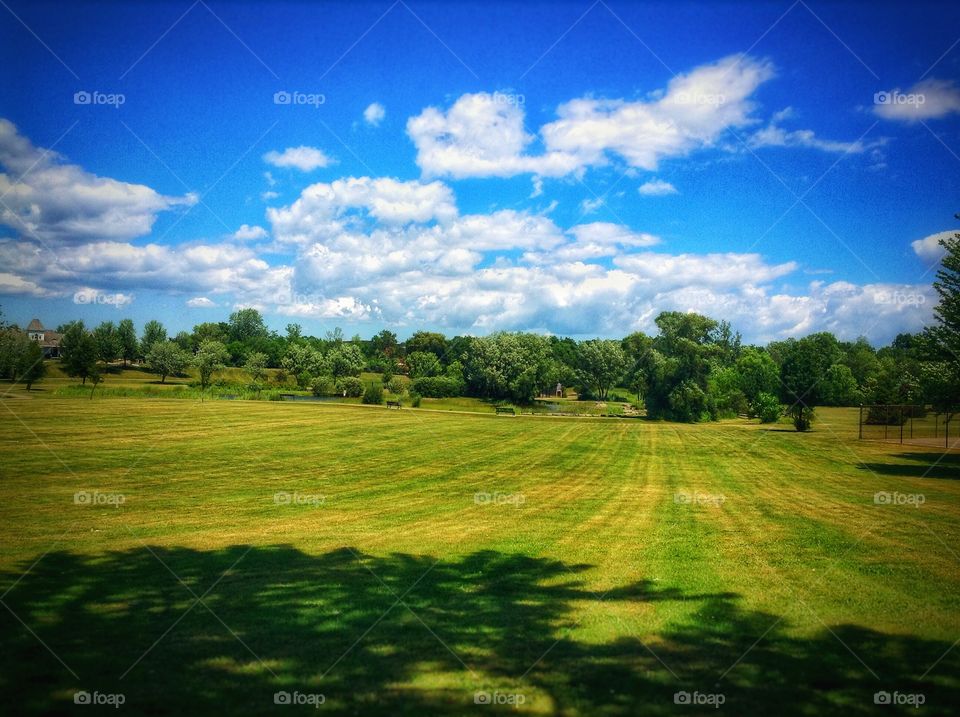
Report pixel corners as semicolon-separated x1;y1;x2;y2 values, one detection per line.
26;318;44;331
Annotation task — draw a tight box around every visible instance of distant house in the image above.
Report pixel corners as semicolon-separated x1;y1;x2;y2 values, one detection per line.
25;319;62;358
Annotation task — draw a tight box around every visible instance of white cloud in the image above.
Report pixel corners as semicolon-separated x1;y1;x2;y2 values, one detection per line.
263;146;334;171
408;56;875;180
233;224;269;241
749;120;876;153
638;179;678;196
874;79;960;122
261;190;280;201
579;197;605;214
186;296;216;308
363;102;386;126
0;118;195;243
912;230;956;263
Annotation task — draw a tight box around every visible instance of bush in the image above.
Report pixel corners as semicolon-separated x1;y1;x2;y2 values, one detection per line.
335;376;364;397
386;376;406;394
752;392;782;423
312;375;332;396
411;375;462;398
362;383;384;405
409;392;422;408
791;406;814;432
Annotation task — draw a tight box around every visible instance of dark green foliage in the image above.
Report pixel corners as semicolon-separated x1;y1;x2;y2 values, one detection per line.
362;383;384;405
412;376;463;398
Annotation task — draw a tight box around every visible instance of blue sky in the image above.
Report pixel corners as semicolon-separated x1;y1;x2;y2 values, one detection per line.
1;0;958;344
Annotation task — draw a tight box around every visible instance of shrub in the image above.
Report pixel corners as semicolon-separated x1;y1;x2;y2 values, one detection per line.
792;407;814;432
335;376;363;397
386;376;406;394
362;383;384;405
409;392;422;408
312;375;333;396
752;392;781;424
411;375;462;398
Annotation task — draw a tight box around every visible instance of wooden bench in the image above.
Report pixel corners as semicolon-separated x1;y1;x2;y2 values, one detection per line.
495;406;516;416
386;400;402;409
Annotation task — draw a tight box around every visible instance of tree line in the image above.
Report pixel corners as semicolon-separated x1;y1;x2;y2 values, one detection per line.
2;227;958;429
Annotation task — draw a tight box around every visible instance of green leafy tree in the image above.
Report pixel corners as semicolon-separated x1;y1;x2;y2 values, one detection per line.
117;319;138;366
245;352;269;384
820;364;861;406
93;321;120;363
327;343;365;379
147;341;189;383
735;348;780;404
16;339;45;389
406;350;440;378
61;324;99;385
576;339;628;400
193;340;229;394
228;308;268;344
405;331;447;359
779;336;835;431
140;320;167;359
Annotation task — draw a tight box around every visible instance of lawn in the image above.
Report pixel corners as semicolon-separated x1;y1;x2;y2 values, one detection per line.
1;396;959;715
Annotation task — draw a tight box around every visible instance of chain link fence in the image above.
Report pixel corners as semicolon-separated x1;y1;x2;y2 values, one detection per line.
858;405;959;449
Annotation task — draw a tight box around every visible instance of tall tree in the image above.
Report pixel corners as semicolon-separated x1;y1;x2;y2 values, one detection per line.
61;325;99;385
117;319;138;366
193;340;229;395
140;320;167;358
16;340;46;389
228;308;268;343
147;341;188;383
93;322;120;363
576;340;628;400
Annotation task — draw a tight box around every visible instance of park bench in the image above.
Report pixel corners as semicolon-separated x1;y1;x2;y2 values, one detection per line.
495;406;516;416
386;400;402;409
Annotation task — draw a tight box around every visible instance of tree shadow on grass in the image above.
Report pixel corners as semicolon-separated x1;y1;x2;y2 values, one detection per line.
0;546;957;715
859;452;960;480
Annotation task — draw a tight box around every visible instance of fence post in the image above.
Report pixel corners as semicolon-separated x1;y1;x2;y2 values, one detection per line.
858;405;863;440
900;405;904;444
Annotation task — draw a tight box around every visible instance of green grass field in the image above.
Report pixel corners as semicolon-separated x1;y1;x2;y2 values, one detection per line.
1;394;959;715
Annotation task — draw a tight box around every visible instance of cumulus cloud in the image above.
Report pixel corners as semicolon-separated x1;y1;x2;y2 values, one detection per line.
263;146;334;171
874;79;960;122
409;57;783;179
233;224;269;241
186;296;216;308
638;179;678;196
0;118;196;243
912;229;956;263
363;102;386;126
